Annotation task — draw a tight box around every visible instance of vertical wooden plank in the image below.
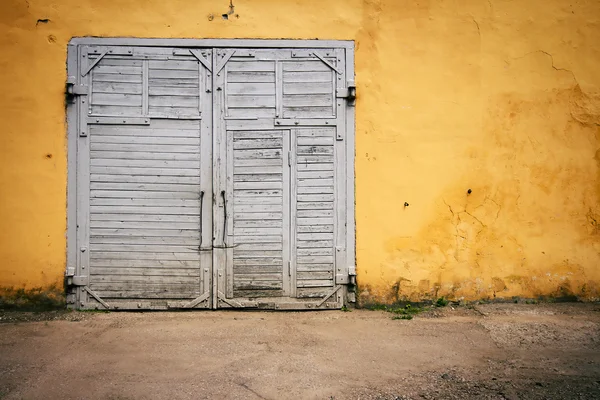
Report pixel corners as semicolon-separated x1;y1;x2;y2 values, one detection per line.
142;59;149;116
334;48;347;290
212;48;227;307
275;60;283;118
66;43;79;308
282;129;291;296
345;45;356;294
225;129;234;298
290;128;298;298
200;48;213;308
77;46;91;307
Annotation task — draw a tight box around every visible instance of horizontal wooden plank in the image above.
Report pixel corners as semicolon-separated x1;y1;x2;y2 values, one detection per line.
92;93;142;106
90;259;200;269
297;225;334;233
298;194;335;202
297;233;333;241
148;78;198;88
90;167;200;176
232;258;282;266
296;128;336;137
283;61;332;72
233;211;283;220
91;143;200;153
297;248;333;256
296;288;332;298
297;217;334;225
91;105;142;115
233;235;282;244
91;213;200;222
97;58;143;67
149;87;199;96
90;252;200;261
233;226;282;235
91;275;200;284
296;201;334;211
90;151;200;161
296;163;334;171
90;159;200;169
297;186;334;195
297;155;334;164
91;228;200;238
296;240;334;248
297;137;335;146
91;174;199;185
149;69;199;79
149;95;199;108
233;197;281;205
234;242;283;251
234;250;282;258
227;95;275;108
227;82;275;95
233;190;282;198
94;65;141;75
90;236;200;246
227;71;275;83
148;106;200;116
90;283;200;297
149;60;199;70
283;71;332;83
91;190;199;200
235;158;282;168
297;210;334;219
232;273;282;281
91;198;199;207
227;108;276;119
90;182;199;192
233;138;283;150
296;255;334;264
90;206;201;215
232;131;283;139
232;265;281;274
296;146;334;156
234;219;282;228
94;82;142;95
283;82;333;95
297;179;334;187
233;289;284;298
94;73;142;83
233;166;282;175
233;281;282;290
297;271;333;280
298;172;334;182
233;204;282;213
91;267;201;277
227;61;275;72
296;263;334;272
92;135;199;146
90;220;200;230
283;107;334;118
233;181;283;190
90;244;200;253
296;279;334;288
234;149;282;159
283;94;333;107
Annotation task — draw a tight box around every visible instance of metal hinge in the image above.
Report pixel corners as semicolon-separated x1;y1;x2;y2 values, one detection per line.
336;81;356;106
65;268;89;286
287;151;292;167
66;78;88;97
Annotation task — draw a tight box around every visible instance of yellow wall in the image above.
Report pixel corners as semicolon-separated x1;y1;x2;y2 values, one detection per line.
1;0;599;302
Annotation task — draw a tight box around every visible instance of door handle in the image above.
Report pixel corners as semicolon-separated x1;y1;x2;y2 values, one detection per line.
221;190;227;247
199;190;205;247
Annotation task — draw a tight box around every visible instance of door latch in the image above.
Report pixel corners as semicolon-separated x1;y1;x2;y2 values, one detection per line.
336;81;356;106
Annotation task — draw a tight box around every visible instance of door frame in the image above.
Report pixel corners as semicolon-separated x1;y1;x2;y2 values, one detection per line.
66;38;355;310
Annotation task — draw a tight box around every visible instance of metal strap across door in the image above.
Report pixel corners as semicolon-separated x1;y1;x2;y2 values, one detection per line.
65;39;356;310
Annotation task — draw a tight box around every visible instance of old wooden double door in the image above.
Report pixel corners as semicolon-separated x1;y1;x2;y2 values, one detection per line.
66;39;355;310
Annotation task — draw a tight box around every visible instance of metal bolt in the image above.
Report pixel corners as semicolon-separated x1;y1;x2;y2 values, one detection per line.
96;119;99;122
325;121;329;124
81;99;85;103
276;121;280;125
82;54;86;58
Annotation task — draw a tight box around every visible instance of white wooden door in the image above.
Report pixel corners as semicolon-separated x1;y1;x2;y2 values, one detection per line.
67;40;355;310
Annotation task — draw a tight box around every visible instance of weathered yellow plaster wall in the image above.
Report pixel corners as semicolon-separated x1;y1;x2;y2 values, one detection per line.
1;0;599;301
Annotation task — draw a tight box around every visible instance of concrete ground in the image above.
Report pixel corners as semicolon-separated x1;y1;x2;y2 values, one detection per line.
0;303;599;400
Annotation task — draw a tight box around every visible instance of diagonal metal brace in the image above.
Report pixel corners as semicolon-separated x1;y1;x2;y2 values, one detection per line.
312;51;342;74
190;49;212;72
82;51;107;77
183;292;210;308
317;285;342;307
217;291;244;308
84;287;110;309
214;50;236;74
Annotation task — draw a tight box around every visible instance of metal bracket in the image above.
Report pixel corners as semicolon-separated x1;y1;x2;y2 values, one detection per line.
87;116;150;125
189;49;212;72
336;82;356;106
217;291;244;308
182;292;210;308
274;118;336;127
317;285;342;307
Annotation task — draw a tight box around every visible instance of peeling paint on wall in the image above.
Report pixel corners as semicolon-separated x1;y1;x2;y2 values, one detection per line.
1;0;599;303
